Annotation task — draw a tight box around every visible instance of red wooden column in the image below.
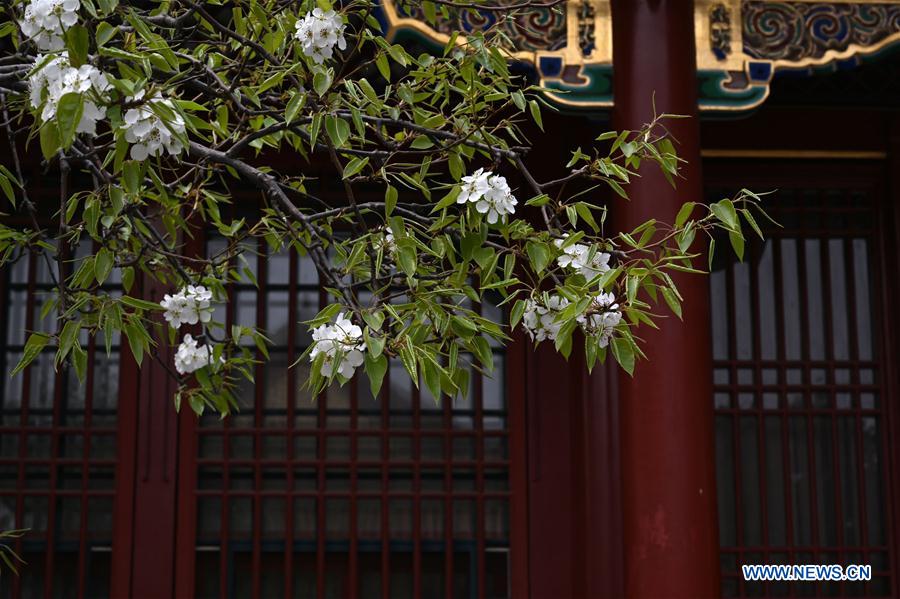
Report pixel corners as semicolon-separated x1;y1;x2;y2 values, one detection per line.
520;337;624;598
611;1;721;597
110;273;181;597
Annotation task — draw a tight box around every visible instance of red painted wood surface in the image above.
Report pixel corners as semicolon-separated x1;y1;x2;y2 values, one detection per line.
520;338;623;598
111;273;181;597
611;0;722;596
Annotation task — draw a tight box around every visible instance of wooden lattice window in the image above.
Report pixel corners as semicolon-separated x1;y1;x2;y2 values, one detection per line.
188;231;515;598
0;241;121;597
709;178;894;597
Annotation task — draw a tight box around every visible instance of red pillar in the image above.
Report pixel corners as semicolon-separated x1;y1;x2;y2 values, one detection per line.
110;273;181;597
611;1;721;597
520;337;623;598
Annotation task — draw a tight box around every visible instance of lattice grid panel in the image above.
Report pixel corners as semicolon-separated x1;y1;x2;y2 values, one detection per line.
192;235;512;599
710;187;893;597
0;243;120;598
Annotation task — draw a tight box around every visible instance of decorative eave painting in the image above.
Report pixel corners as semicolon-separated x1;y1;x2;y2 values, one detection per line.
379;0;900;113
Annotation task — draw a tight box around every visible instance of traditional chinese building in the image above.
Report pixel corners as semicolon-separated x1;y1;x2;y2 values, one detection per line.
2;1;900;598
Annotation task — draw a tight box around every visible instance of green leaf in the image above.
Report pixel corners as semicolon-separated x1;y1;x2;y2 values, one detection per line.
626;275;639;304
358;78;378;102
56;92;84;148
284;92;306;124
526;241;550;273
362;311;384;331
450;315;478;339
313;69;332;96
510;299;526;330
342;156;369;179
471;336;494;372
350;107;365;138
399;338;418;383
473;246;494;271
607;180;628;200
674;202;695;228
95;247;113;284
388;44;408;67
57;320;79;362
511;90;526;110
529;99;543;131
124;321;145;365
109;185;124;215
460;233;481;262
122;266;135;292
575;202;600;232
65;25;90;66
11;333;50;376
309;113;322;148
120;295;163;311
741;208;764;240
452;366;470;400
595;266;620;291
364;353;388;398
432;186;459;212
376;53;390;81
729;230;745;261
596;130;618;142
554;320;576;358
611;337;634;376
676;224;696;254
385;185;398;217
325;116;350;148
422;0;437;22
610;130;629;154
96;21;117;46
396;240;417;276
421;357;441;399
0;171;16;206
448;153;464;181
710;199;739;231
367;333;386;359
39;122;60;160
123;160;141;195
503;253;516;280
83;196;99;236
257;71;286;95
72;344;87;383
661;287;682;320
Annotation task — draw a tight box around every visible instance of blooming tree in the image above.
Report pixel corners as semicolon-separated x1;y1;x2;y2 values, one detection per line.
0;0;767;415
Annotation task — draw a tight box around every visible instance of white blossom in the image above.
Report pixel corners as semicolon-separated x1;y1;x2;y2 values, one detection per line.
457;168;491;204
174;334;216;375
577;291;621;348
554;236;611;279
19;0;80;51
455;169;518;224
373;228;395;254
160;285;215;330
521;294;570;342
309;312;366;378
28;52;109;136
122;92;186;161
294;8;346;64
